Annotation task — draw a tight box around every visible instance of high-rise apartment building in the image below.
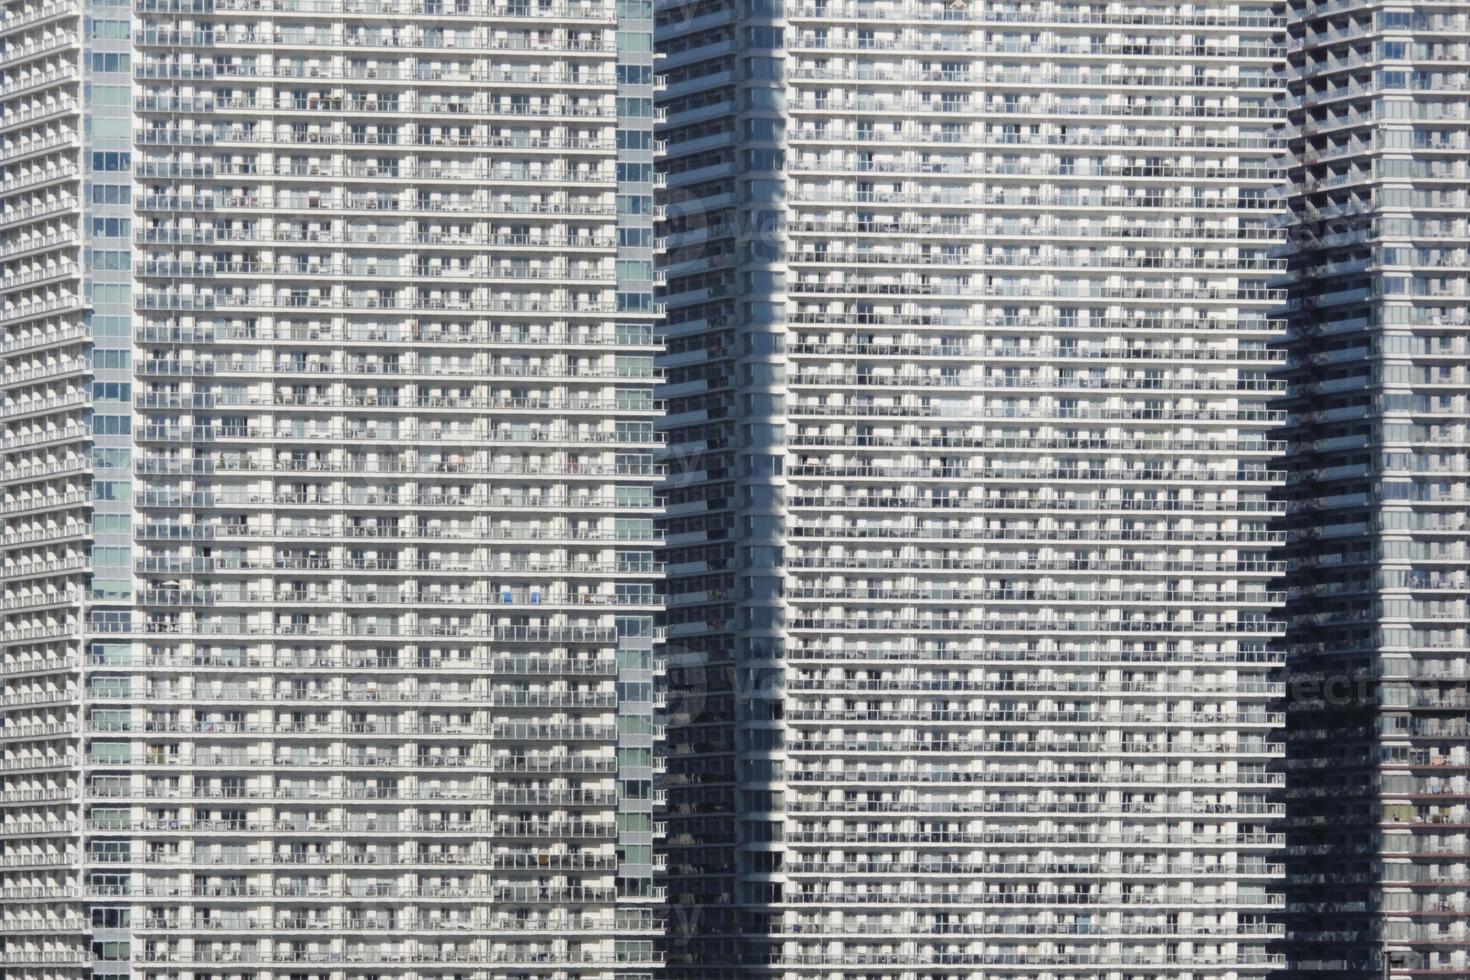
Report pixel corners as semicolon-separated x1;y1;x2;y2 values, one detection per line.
656;0;1294;974
10;0;1466;974
4;0;665;974
1281;3;1470;978
3;0;95;971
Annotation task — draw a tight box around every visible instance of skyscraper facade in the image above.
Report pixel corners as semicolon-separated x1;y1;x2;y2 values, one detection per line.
1282;2;1470;977
4;0;665;974
10;0;1467;976
3;0;102;970
657;0;1294;974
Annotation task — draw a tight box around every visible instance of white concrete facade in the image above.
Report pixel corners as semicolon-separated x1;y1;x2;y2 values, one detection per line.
657;0;1294;975
4;0;665;975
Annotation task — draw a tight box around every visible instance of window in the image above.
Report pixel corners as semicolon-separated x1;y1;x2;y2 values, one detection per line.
617;812;652;832
615;518;654;540
616;549;654;570
746;25;782;46
93;546;130;567
614;485;653;506
616;322;655;344
616;129;651;150
91;906;131;928
616;30;651;51
92;348;131;369
90;415;132;436
89;52;130;72
617;650;652;671
90;152;131;172
92;284;130;305
88;810;130;832
615;939;655;960
745;148;783;171
615;387;653;409
89;742;132;764
91;454;131;479
619;747;653;768
93;117;129;138
90;249;129;270
616;259;652;281
614;681;649;705
91;184;131;205
616;194;651;215
615;355;654;377
89;709;131;732
89;642;129;663
616;96;652;117
745;117;782;141
89;18;127;37
88;676;132;698
93;516;131;535
618;844;653;863
615;615;653;637
91;942;130;961
91;217;131;238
